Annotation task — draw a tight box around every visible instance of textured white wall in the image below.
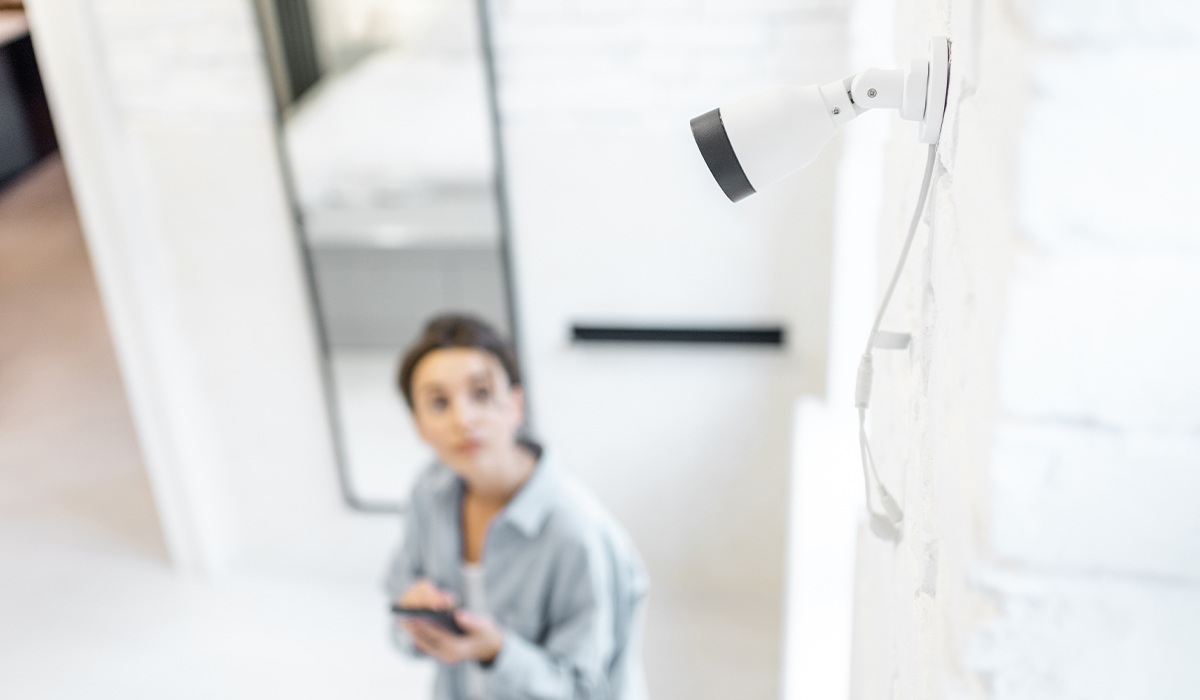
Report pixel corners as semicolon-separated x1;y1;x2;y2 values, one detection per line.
849;0;1200;698
489;0;845;606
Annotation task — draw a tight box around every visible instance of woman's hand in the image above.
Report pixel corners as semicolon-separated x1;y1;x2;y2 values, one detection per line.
399;579;456;609
396;580;503;664
402;611;504;665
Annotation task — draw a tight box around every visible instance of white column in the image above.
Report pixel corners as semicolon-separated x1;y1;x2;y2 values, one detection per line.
24;0;344;577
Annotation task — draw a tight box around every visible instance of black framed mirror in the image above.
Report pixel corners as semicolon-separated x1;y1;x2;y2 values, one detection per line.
253;0;518;511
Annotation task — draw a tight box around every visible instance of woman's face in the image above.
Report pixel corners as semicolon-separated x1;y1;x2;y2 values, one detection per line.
409;347;526;481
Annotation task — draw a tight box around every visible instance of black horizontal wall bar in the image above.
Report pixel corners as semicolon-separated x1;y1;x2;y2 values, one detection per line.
572;325;784;346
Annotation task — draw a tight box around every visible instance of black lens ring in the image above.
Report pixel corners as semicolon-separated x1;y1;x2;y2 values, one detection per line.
690;109;756;202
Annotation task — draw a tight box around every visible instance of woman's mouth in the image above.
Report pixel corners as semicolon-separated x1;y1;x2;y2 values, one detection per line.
456;439;483;454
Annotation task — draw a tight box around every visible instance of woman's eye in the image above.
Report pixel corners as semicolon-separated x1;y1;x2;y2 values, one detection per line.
430;397;448;411
473;387;491;402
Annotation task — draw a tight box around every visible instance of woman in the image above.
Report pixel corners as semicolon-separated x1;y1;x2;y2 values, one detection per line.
385;315;648;700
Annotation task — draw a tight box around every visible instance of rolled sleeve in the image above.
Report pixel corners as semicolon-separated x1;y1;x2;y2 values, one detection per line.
481;538;614;700
483;627;611;700
483;630;539;695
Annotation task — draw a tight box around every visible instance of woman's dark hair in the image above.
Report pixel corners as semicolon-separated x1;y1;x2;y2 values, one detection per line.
398;314;522;409
399;314;541;458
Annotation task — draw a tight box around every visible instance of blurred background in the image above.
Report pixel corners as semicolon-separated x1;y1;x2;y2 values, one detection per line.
2;0;1198;699
264;0;509;506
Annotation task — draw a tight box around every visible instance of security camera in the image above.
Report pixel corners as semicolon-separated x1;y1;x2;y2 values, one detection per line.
691;37;950;202
689;37;953;537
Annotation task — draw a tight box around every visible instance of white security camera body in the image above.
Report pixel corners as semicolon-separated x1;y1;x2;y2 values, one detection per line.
692;37;949;202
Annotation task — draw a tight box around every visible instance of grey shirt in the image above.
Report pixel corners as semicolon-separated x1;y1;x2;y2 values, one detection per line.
384;459;649;700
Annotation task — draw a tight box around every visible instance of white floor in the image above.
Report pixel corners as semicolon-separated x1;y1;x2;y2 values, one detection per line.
0;156;783;700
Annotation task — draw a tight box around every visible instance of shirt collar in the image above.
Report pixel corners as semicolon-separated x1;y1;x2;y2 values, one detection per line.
427;461;462;498
498;459;556;538
427;457;556;538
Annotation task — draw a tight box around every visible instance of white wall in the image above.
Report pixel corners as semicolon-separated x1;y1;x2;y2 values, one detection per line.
490;0;845;607
25;0;393;581
849;0;1200;698
780;1;900;697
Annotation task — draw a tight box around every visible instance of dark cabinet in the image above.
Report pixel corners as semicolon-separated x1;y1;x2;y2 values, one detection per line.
0;29;56;189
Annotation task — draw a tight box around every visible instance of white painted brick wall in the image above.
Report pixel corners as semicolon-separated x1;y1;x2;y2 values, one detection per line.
92;1;274;118
851;0;1200;697
967;566;1200;699
490;0;845;123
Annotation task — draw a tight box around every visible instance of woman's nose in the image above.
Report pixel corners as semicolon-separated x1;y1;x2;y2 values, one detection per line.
451;395;481;426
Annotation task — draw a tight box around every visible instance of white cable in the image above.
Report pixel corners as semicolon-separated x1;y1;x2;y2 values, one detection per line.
855;144;937;537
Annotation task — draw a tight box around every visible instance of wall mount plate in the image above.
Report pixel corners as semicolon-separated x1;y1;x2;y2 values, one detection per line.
919;36;950;144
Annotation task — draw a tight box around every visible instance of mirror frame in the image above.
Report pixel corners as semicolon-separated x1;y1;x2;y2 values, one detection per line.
251;0;525;513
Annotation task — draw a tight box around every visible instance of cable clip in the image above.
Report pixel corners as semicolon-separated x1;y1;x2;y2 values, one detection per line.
855;354;873;409
872;331;910;350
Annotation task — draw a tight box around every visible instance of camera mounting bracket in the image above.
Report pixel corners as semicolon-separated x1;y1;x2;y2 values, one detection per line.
845;36;950;144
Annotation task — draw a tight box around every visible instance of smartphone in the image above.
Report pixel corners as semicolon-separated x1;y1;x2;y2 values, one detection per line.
391;605;465;635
